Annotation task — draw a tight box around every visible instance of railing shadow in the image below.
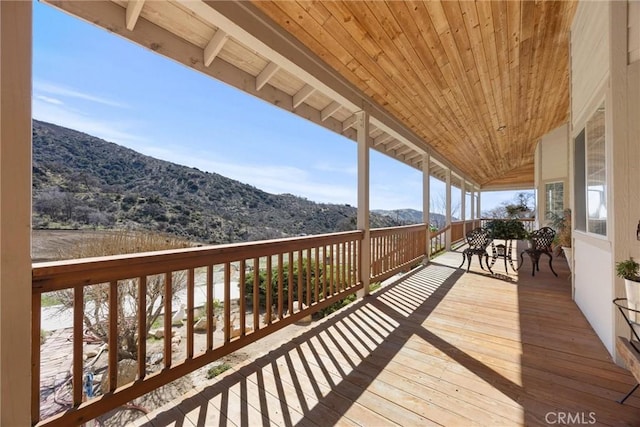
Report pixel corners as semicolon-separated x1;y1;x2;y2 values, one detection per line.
134;264;463;426
134;249;640;426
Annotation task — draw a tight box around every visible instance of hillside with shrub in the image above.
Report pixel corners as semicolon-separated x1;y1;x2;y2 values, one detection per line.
32;120;403;243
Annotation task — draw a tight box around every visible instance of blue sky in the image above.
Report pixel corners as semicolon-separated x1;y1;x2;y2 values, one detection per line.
32;2;522;214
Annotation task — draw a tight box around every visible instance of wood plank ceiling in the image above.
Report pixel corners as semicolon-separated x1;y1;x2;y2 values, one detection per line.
43;0;577;189
251;1;577;188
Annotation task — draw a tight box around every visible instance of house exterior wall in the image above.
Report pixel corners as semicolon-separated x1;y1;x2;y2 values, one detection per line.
571;1;609;127
570;0;612;356
535;124;569;227
574;239;613;351
569;1;640;359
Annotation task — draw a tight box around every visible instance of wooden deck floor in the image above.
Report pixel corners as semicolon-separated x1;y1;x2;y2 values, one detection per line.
132;248;640;426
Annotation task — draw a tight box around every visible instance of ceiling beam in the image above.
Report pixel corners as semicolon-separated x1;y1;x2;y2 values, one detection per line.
373;134;393;147
125;0;145;31
342;115;357;132
396;145;415;157
255;61;279;91
292;84;315;109
203;29;228;67
320;101;341;122
386;139;404;151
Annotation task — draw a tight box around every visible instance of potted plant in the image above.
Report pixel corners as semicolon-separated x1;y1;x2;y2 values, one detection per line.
616;257;640;322
549;209;572;270
484;218;529;241
483;219;529;263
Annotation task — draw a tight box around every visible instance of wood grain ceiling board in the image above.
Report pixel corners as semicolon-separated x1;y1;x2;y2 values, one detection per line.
482;162;536;189
251;0;577;187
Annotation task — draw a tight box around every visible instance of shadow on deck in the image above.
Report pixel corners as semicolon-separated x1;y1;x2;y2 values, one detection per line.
133;246;640;426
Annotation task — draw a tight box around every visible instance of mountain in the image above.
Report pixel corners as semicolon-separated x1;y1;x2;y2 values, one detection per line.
32;120;402;243
373;209;445;228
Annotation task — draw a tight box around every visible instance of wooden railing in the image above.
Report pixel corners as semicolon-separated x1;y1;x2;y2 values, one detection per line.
370;224;427;282
430;225;448;256
451;219;482;243
32;231;364;426
429;220;480;257
32;224;437;426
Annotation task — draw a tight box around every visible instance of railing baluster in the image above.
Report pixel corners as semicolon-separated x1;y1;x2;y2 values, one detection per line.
239;260;246;338
340;242;347;291
109;281;119;391
288;252;294;315
347;240;352;288
277;253;284;320
224;262;231;343
31;293;41;425
374;236;379;276
138;276;147;380
266;256;272;325
186;269;194;359
358;238;362;285
314;247;319;304
306;248;311;307
297;250;303;312
206;265;214;351
348;240;355;287
163;273;172;369
253;257;260;331
329;245;334;295
322;245;327;299
384;235;388;271
73;285;83;405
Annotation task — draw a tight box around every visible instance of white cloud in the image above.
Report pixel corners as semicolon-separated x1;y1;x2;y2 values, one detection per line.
135;145;358;205
35;95;64;105
34;80;129;109
33;97;147;146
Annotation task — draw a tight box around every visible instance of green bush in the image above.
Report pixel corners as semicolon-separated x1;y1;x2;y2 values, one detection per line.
206;363;231;379
244;259;328;308
484;219;529;240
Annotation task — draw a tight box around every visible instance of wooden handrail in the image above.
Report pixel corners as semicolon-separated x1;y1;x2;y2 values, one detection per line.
370;224;427;282
32;229;369;426
33;231;363;293
33;225;432;426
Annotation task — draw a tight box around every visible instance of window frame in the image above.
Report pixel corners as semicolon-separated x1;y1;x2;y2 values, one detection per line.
573;101;607;237
544;180;565;222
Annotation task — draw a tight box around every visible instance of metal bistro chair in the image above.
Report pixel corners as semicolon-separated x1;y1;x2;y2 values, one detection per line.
459;227;493;274
519;226;558;277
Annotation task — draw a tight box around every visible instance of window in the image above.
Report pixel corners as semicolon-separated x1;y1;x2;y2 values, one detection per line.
545;182;564;221
574;103;606;236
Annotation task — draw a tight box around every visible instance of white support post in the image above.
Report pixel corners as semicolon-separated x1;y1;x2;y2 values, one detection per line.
422;153;431;261
477;190;482;225
460;180;466;235
445;169;452;250
470;188;476;228
0;1;32;425
356;110;371;296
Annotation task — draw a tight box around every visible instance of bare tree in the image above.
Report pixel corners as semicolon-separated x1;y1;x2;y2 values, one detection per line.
54;231;191;359
482;192;535;219
430;191;461;229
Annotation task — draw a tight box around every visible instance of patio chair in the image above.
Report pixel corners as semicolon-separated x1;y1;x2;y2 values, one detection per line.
459;227;493;274
518;226;558;277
